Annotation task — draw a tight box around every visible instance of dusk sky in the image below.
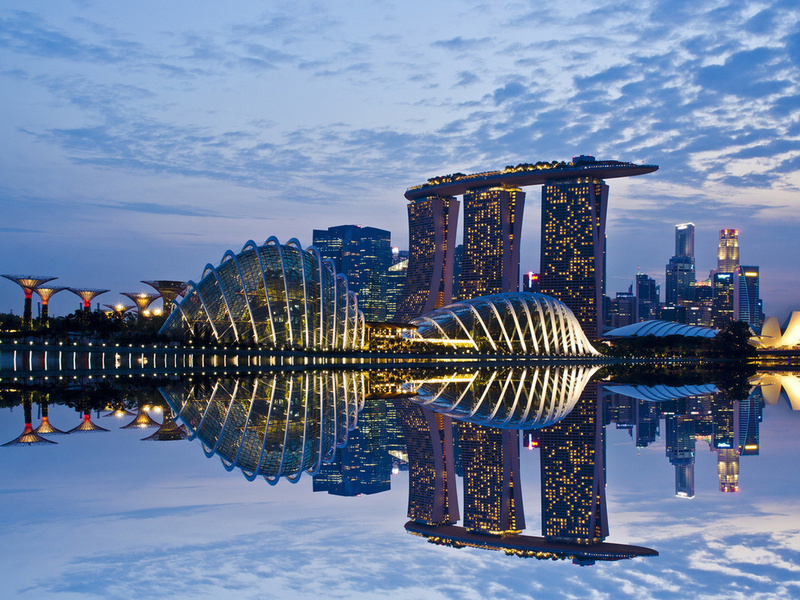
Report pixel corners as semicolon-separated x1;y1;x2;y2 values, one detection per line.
1;1;798;319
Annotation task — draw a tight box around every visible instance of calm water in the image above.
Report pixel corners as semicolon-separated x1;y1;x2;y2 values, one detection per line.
1;367;799;600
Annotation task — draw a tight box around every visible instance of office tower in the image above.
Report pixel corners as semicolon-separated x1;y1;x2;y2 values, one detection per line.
734;266;762;329
665;415;696;498
459;187;524;299
395;196;459;322
611;291;636;328
313;225;392;322
666;256;695;307
711;272;734;327
393;398;459;526
522;271;540;293
313;398;391;496
635;273;659;321
636;400;660;447
540;177;608;339
459;422;525;535
675;223;695;259
690;278;714;326
717;229;740;273
385;255;408;322
717;448;739;492
539;382;608;544
737;391;762;456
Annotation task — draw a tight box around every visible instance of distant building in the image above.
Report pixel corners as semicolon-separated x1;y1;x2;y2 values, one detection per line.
712;272;734;328
675;223;695;259
459;187;524;299
313;225;392;322
386;254;408;322
734;266;762;330
611;291;637;328
665;255;695;308
540;164;608;340
717;229;740;274
635;273;660;322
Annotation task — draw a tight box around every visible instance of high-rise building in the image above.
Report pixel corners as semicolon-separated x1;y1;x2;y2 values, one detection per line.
540;174;608;340
734;266;762;329
712;272;734;327
459;187;524;299
394;196;459;322
539;382;608;544
611;291;636;328
665;415;696;498
312;398;392;496
635;273;659;321
385;250;408;323
665;256;695;307
458;422;524;535
717;229;740;274
313;225;392;322
675;223;695;259
393;398;460;526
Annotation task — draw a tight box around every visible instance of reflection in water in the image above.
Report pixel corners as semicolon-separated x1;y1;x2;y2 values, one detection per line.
161;371;366;483
406;365;600;429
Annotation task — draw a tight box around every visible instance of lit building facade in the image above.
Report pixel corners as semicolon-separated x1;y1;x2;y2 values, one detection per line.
538;382;609;544
408;292;598;356
394;398;460;526
540;176;608;340
459;422;524;535
394;196;459;322
712;272;734;328
666;256;695;308
161;238;365;350
459;187;524;299
635;273;659;322
675;223;695;259
734;266;762;329
313;225;392;322
717;229;740;273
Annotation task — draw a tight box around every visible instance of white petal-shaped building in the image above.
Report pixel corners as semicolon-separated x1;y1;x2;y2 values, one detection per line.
408;293;598;356
160;238;365;350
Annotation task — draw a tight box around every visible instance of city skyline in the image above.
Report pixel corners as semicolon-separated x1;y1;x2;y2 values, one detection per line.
1;2;799;322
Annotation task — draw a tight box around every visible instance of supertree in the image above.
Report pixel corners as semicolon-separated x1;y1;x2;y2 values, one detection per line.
33;286;66;328
141;280;187;314
1;275;57;329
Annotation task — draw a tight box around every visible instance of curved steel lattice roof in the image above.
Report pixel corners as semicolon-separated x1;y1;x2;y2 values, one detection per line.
604;320;719;339
408;293;598;355
605;384;719;402
404;365;601;429
161;372;365;484
160;238;365;350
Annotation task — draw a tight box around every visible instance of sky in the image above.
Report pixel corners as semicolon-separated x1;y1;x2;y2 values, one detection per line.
1;0;799;320
1;394;799;599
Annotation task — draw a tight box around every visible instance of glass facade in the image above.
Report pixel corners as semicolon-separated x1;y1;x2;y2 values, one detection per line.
161;238;365;350
408;292;598;356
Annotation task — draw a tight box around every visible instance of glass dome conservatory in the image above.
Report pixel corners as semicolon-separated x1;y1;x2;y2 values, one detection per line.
407;293;598;356
160;237;364;350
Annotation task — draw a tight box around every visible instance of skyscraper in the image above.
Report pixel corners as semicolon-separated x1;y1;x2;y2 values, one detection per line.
393;398;460;526
712;272;734;327
717;229;740;274
635;273;659;321
313;225;392;321
734;266;762;329
458;187;524;299
665;256;695;308
539;382;608;544
458;422;525;535
540;174;608;340
394;196;459;322
675;223;695;259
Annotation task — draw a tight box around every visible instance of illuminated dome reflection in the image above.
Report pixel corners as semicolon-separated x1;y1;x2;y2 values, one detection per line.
160;372;366;483
403;365;600;429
